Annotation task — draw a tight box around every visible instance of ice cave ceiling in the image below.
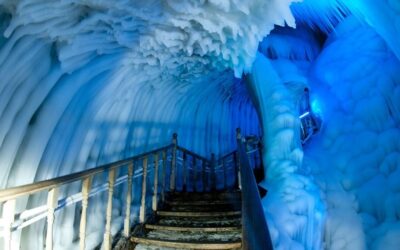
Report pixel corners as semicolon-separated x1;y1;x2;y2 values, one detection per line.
0;0;400;249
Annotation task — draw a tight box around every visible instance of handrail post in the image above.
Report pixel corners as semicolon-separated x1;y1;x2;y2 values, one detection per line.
170;133;178;192
161;150;167;202
236;128;242;190
123;162;134;237
2;199;16;250
182;152;187;192
46;187;58;250
140;157;148;223
79;176;92;250
152;153;159;211
104;168;115;250
201;160;206;192
222;158;227;190
211;153;216;191
193;157;197;192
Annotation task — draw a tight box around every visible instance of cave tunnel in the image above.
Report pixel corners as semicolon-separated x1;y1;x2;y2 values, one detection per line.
0;0;399;249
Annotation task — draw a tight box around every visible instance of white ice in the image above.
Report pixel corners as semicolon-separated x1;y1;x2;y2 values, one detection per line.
0;0;399;249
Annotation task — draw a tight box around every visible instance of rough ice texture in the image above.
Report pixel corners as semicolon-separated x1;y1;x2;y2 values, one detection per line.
0;0;399;249
306;17;400;249
248;2;400;247
0;0;301;249
291;0;400;61
248;52;324;250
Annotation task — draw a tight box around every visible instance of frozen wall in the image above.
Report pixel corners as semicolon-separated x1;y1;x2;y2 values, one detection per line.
0;0;299;249
0;0;400;249
248;0;400;249
0;0;290;189
306;17;400;249
247;22;326;249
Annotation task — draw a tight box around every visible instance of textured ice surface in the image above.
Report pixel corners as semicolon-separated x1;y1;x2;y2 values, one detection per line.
0;1;297;249
0;0;399;249
247;53;325;250
306;17;400;249
247;3;400;248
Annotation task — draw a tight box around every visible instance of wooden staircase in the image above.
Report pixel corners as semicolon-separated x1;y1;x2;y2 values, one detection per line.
131;191;242;250
0;130;272;250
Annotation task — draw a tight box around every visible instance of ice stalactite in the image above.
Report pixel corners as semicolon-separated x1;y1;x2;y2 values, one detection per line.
291;0;400;60
0;0;399;249
0;1;301;249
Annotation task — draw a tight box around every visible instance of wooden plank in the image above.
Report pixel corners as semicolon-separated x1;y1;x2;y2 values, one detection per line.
144;224;241;232
2;199;16;250
166;199;241;206
211;153;216;191
131;237;242;249
161;150;167;202
176;146;210;163
202;160;206;192
103;169;116;250
79;177;92;250
236;128;273;250
139;157;148;223
0;145;172;202
123;162;134;237
156;210;241;217
192;157;197;192
152;153;159;211
235;151;242;190
46;188;58;250
236;129;242;190
222;158;226;189
182;152;187;191
170;134;177;192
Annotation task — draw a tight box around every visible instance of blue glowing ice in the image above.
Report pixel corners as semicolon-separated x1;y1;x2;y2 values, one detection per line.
0;0;399;249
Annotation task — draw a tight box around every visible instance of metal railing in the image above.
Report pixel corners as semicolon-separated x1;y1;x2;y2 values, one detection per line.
236;128;273;250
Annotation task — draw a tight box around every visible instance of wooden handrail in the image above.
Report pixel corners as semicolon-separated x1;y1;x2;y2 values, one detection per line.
236;128;273;250
176;146;211;163
0;143;234;204
0;133;245;250
0;145;173;202
0;143;173;250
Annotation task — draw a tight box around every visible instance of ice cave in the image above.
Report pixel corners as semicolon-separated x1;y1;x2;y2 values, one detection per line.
0;0;399;250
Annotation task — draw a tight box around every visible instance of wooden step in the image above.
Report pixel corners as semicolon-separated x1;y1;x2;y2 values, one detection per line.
157;216;241;227
166;199;241;206
157;210;241;217
131;236;242;249
167;191;241;201
145;224;241;232
166;204;241;212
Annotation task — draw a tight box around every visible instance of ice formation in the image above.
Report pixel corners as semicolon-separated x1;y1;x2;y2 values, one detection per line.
0;0;399;249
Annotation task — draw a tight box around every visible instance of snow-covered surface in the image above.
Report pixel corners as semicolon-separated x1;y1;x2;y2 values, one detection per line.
0;0;399;249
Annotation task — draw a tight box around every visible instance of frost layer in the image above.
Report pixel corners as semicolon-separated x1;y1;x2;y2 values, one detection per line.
307;17;400;249
0;0;300;249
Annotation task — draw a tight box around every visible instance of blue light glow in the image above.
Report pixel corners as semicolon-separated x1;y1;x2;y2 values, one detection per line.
311;98;323;116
